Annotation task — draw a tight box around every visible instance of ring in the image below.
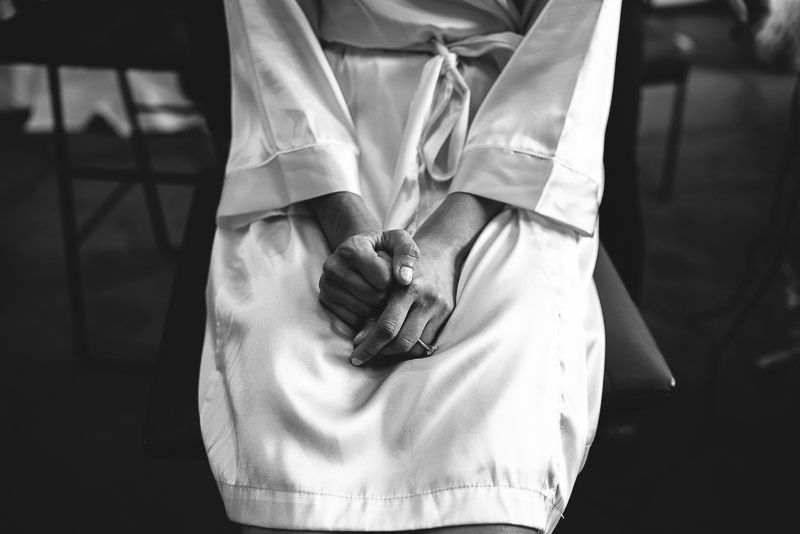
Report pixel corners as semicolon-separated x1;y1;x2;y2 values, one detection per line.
416;338;438;357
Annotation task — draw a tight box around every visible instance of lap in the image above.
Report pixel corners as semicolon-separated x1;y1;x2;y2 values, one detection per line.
200;208;600;533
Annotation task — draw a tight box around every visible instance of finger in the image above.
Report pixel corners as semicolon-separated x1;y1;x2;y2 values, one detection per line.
378;305;446;358
380;306;427;355
320;300;364;327
380;229;420;286
342;235;393;289
350;290;414;366
322;259;387;305
353;318;376;347
319;281;380;318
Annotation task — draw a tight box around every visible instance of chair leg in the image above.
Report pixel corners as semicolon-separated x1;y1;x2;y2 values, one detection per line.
47;64;91;362
659;80;688;202
116;68;173;253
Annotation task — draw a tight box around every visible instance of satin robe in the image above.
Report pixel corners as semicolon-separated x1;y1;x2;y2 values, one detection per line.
200;1;620;532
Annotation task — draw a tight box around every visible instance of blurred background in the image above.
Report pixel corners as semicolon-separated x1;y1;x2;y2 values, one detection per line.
1;0;799;532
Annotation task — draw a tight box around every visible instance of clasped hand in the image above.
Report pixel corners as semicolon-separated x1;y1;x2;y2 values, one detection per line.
318;229;456;367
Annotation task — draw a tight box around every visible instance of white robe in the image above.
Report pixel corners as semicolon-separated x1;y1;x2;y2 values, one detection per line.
199;1;620;532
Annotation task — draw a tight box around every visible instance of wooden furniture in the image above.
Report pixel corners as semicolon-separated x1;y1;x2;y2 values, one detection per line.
643;0;698;200
0;0;207;365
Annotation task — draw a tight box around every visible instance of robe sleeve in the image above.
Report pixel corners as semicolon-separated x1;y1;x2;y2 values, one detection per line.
450;0;622;236
216;0;360;227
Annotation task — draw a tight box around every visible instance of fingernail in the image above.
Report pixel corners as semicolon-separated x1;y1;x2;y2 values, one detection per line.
354;329;367;345
350;356;364;367
400;266;413;283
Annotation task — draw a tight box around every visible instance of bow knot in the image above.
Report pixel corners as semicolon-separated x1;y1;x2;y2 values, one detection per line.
383;33;523;230
420;40;471;182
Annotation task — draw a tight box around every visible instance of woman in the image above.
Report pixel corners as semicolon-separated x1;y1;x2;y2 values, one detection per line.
199;1;620;532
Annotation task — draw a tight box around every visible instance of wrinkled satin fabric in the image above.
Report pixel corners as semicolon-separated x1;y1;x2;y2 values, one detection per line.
200;1;619;532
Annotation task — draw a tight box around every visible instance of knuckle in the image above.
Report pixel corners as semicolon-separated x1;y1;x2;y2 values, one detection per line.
396;336;416;353
338;245;356;262
323;255;343;274
435;295;454;315
376;320;399;339
319;289;334;306
352;233;372;245
398;242;420;259
426;289;445;306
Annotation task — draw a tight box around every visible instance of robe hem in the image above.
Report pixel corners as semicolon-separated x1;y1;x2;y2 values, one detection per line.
452;147;599;236
218;481;562;532
217;143;361;228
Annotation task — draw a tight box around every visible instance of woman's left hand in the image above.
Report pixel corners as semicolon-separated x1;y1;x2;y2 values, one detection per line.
349;236;457;366
348;192;504;367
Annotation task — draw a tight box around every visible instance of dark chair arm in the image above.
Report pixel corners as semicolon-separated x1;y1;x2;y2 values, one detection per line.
595;245;675;415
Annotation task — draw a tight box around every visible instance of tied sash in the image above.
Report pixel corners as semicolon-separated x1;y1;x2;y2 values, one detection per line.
382;32;523;231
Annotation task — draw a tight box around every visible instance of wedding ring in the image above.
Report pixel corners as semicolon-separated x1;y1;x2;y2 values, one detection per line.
416;338;437;357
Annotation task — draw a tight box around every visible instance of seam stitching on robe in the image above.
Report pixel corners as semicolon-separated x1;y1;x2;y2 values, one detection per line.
549;224;567;529
225;142;359;178
462;144;598;184
217;480;563;509
212;276;251;479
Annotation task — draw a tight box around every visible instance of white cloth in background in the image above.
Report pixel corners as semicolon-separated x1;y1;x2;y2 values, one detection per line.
199;1;620;532
0;0;14;21
0;65;204;136
0;65;32;110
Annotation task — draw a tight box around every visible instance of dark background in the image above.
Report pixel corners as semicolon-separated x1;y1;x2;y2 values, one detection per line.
1;1;799;532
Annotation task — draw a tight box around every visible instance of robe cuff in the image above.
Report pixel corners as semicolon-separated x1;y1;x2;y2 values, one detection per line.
450;147;601;237
216;144;361;229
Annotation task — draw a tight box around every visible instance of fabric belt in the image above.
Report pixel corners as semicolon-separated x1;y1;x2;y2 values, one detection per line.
383;32;523;230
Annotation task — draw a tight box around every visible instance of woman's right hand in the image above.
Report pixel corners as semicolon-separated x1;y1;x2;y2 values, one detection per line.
319;229;420;327
349;233;457;366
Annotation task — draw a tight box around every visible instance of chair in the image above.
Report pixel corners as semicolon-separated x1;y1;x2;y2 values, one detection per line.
0;0;208;366
642;1;697;201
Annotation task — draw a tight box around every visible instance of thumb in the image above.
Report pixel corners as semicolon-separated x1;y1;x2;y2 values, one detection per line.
381;230;420;286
